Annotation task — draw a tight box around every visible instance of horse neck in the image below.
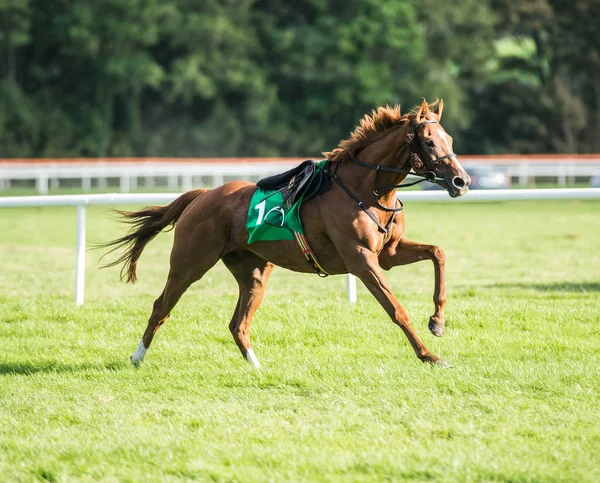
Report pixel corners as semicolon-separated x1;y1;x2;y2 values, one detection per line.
349;123;412;198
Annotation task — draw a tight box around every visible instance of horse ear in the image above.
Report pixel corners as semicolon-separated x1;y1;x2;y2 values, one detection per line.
433;99;444;120
416;99;429;121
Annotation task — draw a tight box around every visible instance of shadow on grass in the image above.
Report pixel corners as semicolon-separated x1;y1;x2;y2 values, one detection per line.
485;282;600;293
0;359;129;375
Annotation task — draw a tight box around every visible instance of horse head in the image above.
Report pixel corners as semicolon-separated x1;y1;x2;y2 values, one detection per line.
407;99;470;198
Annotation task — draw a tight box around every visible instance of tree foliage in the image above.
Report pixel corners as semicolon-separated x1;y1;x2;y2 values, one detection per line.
0;0;597;157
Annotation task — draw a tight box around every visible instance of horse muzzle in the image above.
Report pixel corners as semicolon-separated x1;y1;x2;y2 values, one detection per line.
447;174;471;198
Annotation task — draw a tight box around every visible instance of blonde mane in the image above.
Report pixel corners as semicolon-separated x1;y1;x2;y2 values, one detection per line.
324;100;440;163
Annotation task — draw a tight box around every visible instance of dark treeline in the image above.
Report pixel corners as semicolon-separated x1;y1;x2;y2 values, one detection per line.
0;0;598;158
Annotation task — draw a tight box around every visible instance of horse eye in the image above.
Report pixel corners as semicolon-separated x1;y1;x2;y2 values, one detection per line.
426;140;435;147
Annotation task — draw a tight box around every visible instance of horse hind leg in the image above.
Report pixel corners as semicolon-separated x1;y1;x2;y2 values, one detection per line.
131;272;190;365
131;237;223;366
222;251;275;369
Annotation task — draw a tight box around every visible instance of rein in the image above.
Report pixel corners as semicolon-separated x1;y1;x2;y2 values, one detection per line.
322;164;399;235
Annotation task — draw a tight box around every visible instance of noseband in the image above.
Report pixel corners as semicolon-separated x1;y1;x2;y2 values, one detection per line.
350;119;458;211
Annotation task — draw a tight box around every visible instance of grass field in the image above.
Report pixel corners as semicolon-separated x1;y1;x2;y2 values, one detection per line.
1;199;599;481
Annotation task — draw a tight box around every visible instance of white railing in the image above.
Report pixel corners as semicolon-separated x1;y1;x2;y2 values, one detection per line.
0;160;304;194
2;156;600;194
1;188;600;305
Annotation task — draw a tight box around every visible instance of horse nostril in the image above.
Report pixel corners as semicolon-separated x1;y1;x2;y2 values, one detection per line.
453;177;466;188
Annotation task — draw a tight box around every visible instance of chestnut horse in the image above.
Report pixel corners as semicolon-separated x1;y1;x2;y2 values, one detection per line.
102;99;470;368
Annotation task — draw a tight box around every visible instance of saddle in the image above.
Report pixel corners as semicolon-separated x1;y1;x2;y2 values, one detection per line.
257;160;331;207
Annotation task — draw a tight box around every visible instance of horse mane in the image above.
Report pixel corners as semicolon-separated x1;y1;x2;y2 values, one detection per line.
324;100;440;163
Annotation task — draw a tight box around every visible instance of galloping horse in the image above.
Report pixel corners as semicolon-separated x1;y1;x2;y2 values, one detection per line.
102;99;470;368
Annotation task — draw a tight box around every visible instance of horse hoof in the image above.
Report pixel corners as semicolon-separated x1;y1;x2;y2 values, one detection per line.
434;358;453;368
428;316;445;337
422;356;452;368
131;340;147;367
245;348;261;369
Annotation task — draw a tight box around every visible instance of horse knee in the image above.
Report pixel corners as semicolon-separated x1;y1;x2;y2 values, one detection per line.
430;246;445;264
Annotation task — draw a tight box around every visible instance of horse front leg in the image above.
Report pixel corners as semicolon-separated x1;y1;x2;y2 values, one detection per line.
350;248;450;367
380;238;447;337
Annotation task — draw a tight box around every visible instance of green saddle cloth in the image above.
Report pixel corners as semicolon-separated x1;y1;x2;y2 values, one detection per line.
246;160;327;244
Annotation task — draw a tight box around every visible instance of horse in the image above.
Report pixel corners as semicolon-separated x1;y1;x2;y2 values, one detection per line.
101;99;470;369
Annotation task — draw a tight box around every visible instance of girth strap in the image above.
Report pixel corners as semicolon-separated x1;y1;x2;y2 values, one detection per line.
293;231;330;277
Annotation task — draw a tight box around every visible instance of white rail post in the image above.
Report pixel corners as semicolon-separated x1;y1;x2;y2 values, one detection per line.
120;175;130;193
75;205;86;305
37;174;49;195
518;163;528;187
167;175;178;190
182;175;193;191
558;164;567;187
347;274;357;303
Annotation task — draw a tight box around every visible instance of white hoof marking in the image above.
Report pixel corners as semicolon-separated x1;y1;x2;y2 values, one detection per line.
245;348;261;369
131;340;147;366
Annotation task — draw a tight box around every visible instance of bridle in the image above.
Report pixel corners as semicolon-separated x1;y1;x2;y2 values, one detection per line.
322;118;459;234
349;119;458;212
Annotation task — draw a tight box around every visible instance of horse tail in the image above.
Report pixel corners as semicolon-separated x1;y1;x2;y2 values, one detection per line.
98;189;207;283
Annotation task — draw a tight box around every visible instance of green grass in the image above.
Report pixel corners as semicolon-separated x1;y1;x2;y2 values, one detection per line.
1;200;599;481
